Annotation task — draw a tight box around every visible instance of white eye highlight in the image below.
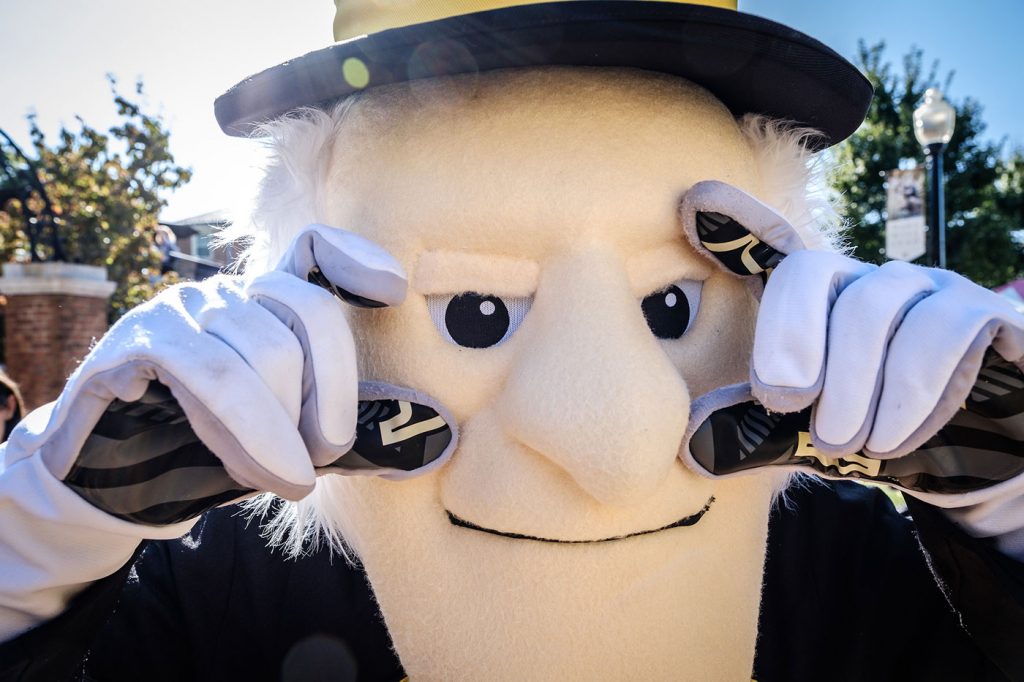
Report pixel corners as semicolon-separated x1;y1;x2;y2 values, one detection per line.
641;280;702;339
427;293;533;348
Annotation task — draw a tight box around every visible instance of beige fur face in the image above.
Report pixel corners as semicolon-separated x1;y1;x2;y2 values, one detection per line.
316;68;782;681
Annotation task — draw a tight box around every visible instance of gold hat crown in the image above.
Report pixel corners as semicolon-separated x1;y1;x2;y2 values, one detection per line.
335;0;737;41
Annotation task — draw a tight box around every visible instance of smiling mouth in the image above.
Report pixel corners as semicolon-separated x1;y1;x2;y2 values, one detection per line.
445;496;715;544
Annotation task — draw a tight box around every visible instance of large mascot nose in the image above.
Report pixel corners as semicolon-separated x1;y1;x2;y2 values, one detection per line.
497;248;691;506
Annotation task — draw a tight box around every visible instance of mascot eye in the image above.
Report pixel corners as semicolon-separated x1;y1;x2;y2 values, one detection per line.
427;292;532;348
641;281;702;340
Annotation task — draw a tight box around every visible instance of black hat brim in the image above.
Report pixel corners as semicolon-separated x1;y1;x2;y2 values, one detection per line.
215;1;871;150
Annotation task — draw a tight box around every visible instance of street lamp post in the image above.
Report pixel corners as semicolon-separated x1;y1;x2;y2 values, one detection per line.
913;88;956;268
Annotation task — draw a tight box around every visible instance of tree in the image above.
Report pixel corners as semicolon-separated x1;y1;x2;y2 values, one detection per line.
830;41;1024;288
0;77;190;319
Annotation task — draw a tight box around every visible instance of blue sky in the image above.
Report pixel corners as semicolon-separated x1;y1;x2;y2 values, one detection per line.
1;0;1022;220
746;0;1024;149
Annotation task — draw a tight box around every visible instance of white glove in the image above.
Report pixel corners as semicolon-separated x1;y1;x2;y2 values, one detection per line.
0;224;456;638
678;181;1024;559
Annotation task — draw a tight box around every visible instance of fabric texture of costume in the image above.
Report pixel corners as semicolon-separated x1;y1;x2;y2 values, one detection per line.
0;480;1020;681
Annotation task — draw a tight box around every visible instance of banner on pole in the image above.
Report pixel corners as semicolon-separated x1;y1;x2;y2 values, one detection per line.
885;168;926;262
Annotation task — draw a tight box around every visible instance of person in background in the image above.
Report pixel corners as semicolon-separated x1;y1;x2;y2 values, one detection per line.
154;225;178;275
0;370;24;442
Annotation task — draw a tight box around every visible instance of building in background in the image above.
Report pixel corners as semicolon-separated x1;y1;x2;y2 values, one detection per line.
158;211;234;280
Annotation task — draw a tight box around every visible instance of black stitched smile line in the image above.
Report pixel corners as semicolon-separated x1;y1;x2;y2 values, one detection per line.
445;496;715;544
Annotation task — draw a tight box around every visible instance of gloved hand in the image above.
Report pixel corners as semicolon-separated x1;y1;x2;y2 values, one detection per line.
677;181;1024;557
5;223;457;527
0;224;457;639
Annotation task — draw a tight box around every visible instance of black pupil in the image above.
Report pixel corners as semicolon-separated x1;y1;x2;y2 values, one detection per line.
445;293;511;348
641;285;690;339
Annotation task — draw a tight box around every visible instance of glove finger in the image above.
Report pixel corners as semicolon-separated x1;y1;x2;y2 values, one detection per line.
868;278;1024;457
317;381;459;480
123;364;314;501
158;285;314;497
752;250;875;413
62;379;258;525
682;382;813;478
37;284;315;501
183;277;304;423
684;383;891;484
276;223;407;308
679;180;806;281
247;270;359;467
682;382;1024;502
811;261;935;455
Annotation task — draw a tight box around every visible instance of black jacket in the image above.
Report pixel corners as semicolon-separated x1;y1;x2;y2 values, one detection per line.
1;480;1022;681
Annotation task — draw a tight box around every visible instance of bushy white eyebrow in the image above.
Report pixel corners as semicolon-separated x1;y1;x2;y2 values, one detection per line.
414;250;540;297
627;243;713;296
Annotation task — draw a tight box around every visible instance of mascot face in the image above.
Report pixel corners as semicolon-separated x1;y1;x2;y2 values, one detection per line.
317;68;783;680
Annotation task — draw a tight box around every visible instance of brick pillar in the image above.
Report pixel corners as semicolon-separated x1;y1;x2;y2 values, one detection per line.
0;263;116;411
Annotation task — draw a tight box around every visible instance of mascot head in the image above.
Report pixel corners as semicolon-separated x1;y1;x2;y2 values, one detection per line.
219;2;870;679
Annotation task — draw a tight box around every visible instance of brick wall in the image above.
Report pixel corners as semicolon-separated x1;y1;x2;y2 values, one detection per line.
5;293;109;410
0;263;115;412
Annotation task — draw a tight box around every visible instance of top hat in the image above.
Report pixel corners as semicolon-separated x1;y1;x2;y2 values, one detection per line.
214;0;872;150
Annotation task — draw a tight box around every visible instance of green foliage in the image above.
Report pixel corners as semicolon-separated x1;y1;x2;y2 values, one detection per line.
830;42;1024;288
0;77;190;319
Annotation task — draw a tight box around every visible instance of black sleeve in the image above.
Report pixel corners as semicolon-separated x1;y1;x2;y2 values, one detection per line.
0;516;230;682
755;479;1010;682
0;549;142;682
82;521;226;682
83;506;404;682
2;506;403;682
907;497;1024;681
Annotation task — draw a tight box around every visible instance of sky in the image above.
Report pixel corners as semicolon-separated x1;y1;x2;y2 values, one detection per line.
1;0;1022;221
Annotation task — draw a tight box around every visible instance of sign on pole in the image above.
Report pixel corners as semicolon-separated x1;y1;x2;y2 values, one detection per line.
885;168;926;262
